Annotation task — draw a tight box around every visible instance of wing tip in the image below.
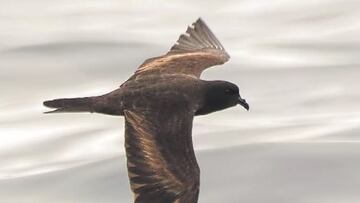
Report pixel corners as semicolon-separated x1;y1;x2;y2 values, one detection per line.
194;17;205;27
169;18;228;55
194;17;204;25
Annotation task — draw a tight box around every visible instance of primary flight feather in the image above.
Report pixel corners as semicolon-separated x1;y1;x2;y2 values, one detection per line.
43;18;249;203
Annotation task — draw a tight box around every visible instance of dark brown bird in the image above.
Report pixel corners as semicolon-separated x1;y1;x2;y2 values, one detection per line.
43;18;249;203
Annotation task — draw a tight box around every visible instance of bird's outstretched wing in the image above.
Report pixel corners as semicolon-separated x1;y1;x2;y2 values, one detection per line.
124;107;199;203
134;18;230;78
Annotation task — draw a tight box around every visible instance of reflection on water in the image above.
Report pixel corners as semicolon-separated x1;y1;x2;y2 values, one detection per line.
1;0;360;202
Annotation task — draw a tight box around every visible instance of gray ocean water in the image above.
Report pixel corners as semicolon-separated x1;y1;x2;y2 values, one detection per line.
1;0;360;202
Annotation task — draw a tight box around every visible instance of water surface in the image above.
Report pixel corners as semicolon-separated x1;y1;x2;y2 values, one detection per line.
1;0;360;202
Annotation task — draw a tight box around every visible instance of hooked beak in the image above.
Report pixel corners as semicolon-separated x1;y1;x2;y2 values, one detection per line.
238;97;249;111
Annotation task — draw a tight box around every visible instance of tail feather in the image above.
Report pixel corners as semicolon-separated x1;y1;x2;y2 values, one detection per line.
43;97;94;113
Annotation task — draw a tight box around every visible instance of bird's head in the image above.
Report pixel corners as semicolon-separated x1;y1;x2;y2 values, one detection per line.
196;81;249;115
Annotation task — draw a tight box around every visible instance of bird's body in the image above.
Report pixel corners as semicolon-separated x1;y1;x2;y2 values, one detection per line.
113;73;204;114
44;18;249;203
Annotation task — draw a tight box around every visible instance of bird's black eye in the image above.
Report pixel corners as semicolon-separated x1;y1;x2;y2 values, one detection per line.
225;88;236;95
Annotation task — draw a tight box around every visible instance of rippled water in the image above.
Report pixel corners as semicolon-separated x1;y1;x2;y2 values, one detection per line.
1;0;360;202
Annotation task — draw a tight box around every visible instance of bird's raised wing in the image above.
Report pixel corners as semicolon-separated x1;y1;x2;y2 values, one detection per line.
134;18;230;78
124;107;199;203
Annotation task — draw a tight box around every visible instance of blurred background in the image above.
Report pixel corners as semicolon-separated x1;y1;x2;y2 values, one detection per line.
1;0;360;202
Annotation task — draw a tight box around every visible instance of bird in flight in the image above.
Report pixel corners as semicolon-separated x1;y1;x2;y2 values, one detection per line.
44;18;249;203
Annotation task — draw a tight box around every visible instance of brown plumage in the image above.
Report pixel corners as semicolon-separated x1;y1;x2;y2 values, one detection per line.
133;18;229;79
43;18;249;203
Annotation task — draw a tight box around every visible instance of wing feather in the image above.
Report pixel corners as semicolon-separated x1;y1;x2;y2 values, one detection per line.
134;18;230;78
124;108;200;203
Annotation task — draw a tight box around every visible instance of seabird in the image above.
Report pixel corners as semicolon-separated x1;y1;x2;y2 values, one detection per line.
44;18;249;203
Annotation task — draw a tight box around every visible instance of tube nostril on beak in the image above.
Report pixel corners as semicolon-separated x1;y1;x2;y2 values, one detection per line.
238;98;249;111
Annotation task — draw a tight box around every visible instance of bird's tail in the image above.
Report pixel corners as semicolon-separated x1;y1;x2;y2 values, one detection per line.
43;97;96;114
